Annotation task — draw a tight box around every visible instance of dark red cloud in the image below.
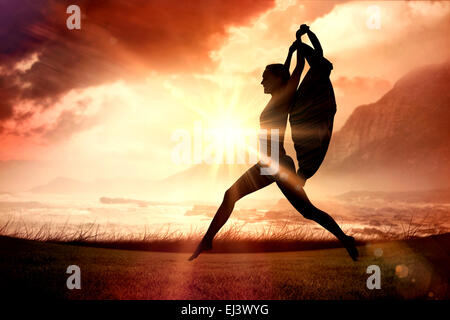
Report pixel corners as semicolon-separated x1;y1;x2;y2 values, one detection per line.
0;75;19;120
0;0;275;124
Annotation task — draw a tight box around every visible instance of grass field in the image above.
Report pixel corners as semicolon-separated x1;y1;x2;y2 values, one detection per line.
0;234;449;300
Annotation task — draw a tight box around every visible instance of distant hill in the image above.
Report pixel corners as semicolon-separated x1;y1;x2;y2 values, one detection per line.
334;188;450;204
29;177;89;194
0;160;56;192
29;177;156;196
99;197;178;207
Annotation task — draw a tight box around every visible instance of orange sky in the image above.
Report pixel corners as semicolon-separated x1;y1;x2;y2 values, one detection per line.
0;0;449;190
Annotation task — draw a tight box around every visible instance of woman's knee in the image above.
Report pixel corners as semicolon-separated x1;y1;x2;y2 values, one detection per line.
279;155;295;171
223;188;237;204
283;193;316;219
300;205;316;220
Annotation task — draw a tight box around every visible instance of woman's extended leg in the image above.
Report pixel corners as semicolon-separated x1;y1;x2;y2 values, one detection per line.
189;163;274;261
275;161;359;260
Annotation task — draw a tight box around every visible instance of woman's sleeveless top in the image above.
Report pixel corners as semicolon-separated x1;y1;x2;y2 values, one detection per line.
259;99;288;157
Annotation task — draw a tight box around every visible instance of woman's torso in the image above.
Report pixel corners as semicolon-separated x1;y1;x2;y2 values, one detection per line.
259;98;289;157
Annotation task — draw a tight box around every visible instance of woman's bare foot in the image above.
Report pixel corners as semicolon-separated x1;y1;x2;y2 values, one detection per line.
188;239;212;261
344;236;359;261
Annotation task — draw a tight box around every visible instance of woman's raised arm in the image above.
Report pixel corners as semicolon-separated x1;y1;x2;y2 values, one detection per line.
283;37;305;99
306;29;323;57
284;41;297;70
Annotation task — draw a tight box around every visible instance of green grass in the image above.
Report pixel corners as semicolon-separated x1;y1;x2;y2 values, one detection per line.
1;234;449;300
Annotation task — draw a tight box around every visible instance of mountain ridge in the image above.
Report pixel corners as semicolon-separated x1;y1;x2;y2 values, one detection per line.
320;60;450;189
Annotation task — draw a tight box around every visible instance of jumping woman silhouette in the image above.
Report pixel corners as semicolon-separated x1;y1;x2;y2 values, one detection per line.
189;25;358;262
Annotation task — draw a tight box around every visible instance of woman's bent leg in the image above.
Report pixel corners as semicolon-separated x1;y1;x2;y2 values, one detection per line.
275;160;359;260
189;164;273;260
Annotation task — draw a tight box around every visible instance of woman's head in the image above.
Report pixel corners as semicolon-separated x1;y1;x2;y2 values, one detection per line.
261;64;290;94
